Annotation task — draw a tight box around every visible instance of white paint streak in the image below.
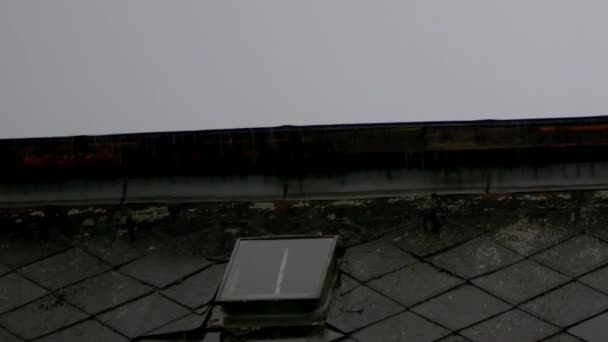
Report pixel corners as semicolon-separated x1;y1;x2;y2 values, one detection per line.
275;248;289;295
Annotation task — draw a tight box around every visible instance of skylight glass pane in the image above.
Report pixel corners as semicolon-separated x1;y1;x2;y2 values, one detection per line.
221;238;335;300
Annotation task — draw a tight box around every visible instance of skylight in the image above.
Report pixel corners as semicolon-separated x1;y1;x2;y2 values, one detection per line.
210;236;339;330
218;237;336;302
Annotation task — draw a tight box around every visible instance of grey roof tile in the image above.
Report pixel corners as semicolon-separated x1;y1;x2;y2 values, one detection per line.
97;293;189;338
35;319;127;342
327;286;403;333
71;225;168;266
341;237;417;281
3;196;608;342
315;217;399;248
119;251;211;288
149;313;203;335
521;282;608;327
461;309;558;342
436;335;472;342
354;311;450;342
162;264;225;309
322;328;344;341
0;327;22;342
59;271;151;314
412;285;510;330
491;214;576;256
473;260;570;304
533;235;608;277
18;248;110;290
430;237;523;279
0;295;87;340
339;273;360;294
392;216;486;257
542;333;585;341
0;264;10;276
0;231;68;269
579;265;608;293
368;262;463;307
584;211;608;242
569;311;608;342
0;272;47;314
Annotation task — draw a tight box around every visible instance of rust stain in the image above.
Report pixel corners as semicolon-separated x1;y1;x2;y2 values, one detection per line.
272;200;301;211
5;118;608;176
539;124;608;133
477;193;511;200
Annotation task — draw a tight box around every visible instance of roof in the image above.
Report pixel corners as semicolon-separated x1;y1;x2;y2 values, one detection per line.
1;191;608;341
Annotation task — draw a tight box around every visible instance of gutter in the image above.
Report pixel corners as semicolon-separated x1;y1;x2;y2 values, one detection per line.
2;116;608;206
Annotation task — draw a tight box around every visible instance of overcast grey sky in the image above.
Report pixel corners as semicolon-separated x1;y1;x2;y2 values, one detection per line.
1;1;608;138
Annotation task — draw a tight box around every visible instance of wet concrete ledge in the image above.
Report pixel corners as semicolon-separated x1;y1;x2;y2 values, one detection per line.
1;189;606;241
1;162;608;207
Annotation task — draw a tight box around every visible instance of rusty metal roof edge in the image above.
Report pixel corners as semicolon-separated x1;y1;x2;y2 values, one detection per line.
4;115;608;181
3;114;608;142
